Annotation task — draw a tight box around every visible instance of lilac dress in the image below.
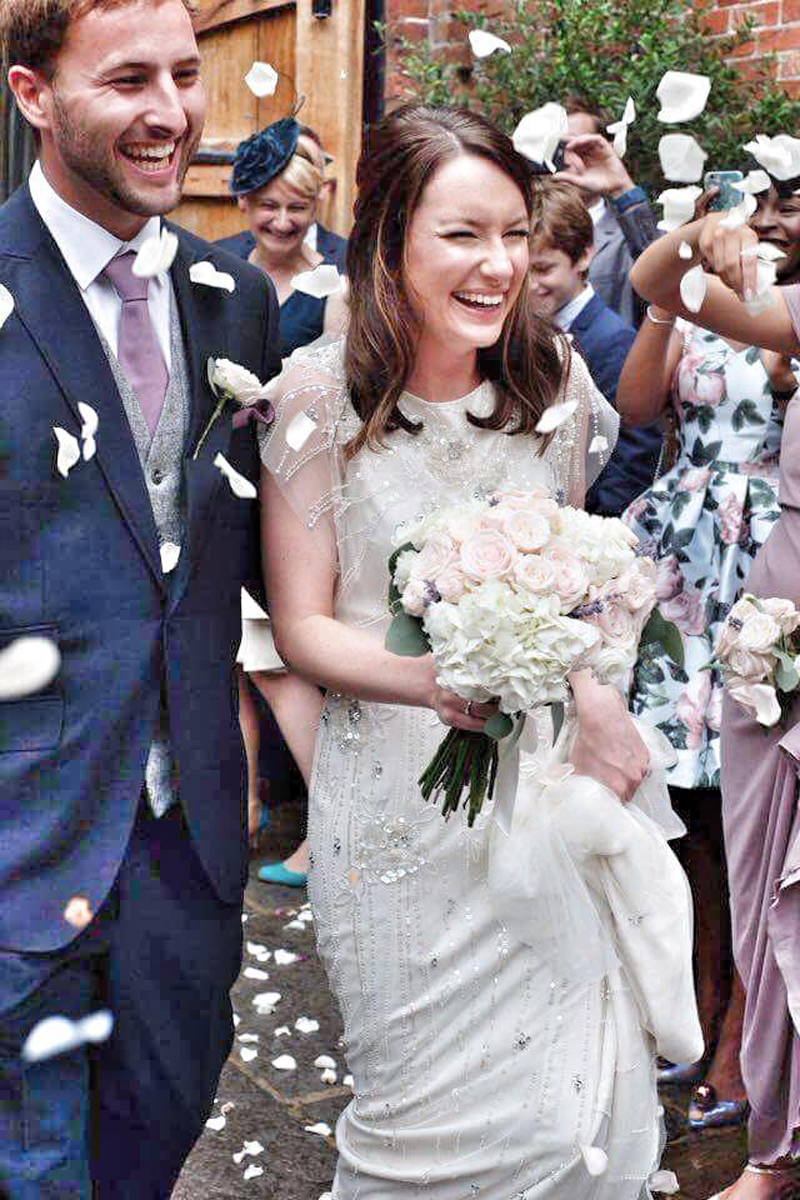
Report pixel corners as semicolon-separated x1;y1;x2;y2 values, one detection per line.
720;285;800;1163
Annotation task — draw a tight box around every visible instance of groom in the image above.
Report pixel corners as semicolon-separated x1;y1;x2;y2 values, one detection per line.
0;1;279;1196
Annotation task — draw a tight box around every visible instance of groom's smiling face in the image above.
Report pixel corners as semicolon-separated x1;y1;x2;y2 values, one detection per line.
33;0;205;238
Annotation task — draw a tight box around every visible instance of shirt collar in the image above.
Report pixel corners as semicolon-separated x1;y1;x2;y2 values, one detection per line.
28;160;162;291
554;283;595;331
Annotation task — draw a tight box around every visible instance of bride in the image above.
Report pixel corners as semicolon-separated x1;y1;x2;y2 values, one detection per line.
259;104;701;1198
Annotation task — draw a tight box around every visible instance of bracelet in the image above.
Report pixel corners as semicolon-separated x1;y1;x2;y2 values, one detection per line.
646;306;676;327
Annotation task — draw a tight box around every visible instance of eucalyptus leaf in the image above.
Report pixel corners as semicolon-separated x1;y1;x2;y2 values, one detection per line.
385;611;429;657
484;712;514;740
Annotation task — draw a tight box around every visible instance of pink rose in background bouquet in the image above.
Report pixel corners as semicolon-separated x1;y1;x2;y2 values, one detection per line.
386;491;683;824
714;594;800;727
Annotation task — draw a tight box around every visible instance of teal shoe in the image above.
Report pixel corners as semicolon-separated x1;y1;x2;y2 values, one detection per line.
258;861;308;887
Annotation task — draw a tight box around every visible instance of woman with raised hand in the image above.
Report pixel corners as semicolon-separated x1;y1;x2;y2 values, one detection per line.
257;103;700;1198
632;167;800;1200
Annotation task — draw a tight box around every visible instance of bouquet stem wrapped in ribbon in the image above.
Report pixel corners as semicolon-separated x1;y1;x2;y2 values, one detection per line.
386;490;683;825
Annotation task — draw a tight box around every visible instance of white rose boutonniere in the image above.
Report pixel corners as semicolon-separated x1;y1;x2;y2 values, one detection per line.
192;357;275;460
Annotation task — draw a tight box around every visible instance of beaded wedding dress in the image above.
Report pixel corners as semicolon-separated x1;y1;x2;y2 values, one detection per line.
260;339;702;1199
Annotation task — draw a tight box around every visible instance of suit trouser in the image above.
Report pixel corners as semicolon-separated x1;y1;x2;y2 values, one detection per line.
0;802;243;1199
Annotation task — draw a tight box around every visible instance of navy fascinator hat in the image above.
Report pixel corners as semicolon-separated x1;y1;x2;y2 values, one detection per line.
231;117;301;196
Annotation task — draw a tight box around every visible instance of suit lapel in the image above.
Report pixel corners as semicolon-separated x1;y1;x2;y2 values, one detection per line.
2;198;165;590
168;231;233;609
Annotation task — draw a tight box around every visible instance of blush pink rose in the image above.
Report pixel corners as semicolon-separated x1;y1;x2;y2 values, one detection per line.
618;567;657;615
679;466;712;493
719;493;746;546
435;563;467;603
691;371;725;408
542;544;589;610
514;556;557;595
661;582;707;637
414;532;457;579
727;647;774;683
460;529;517;581
676;672;712;750
655;554;683;602
402;578;428;617
496;487;550;510
594;591;638;650
503;511;552;552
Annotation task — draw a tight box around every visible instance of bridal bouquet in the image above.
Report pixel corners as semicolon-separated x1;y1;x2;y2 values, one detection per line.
715;594;800;727
386;488;683;824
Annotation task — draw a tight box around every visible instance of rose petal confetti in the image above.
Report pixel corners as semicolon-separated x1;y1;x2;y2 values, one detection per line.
314;1054;337;1069
304;1123;333;1138
274;1026;291;1037
580;1144;609;1176
320;1068;337;1084
734;169;771;195
243;1165;263;1181
679;264;708;314
247;941;269;957
295;1017;320;1034
720;193;757;231
743;134;800;181
756;242;787;262
588;435;608;455
63;895;93;929
606;96;636;159
649;1170;680;1195
189;260;236;293
658;133;707;184
0;636;61;702
745;259;778;315
23;1010;113;1063
245;61;279;98
0;283;14;331
343;1074;354;1088
233;1013;241;1027
274;949;300;965
512;103;568;171
214;453;257;500
284;919;306;931
238;1034;260;1043
535;400;578;434
160;542;181;574
468;29;512;57
132;228;178;278
54;426;81;478
240;1046;258;1062
243;967;270;981
272;1054;297;1071
233;1140;265;1163
656;70;711;123
253;991;281;1011
678;241;693;260
291;263;342;299
656;185;703;232
221;1102;236;1114
206;1115;226;1131
77;402;99;460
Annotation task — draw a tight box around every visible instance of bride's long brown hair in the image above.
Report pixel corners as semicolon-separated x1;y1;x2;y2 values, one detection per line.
344;103;571;457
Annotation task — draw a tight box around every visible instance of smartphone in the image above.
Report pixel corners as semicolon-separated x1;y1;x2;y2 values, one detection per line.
704;170;745;212
551;141;568;173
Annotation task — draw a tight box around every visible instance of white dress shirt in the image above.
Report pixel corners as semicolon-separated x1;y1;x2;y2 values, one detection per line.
28;160;172;368
554;282;595;332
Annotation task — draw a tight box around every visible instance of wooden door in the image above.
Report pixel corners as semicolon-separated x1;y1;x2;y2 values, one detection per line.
174;0;366;243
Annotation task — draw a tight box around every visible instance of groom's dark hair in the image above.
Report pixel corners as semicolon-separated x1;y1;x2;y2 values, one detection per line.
1;0;198;76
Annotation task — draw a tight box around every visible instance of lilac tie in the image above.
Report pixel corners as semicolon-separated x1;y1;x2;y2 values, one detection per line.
103;251;169;437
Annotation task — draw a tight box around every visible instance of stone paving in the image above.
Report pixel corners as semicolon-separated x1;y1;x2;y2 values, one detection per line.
173;815;747;1200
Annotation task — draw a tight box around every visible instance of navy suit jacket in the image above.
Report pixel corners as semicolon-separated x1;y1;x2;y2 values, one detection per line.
0;185;280;951
570;293;663;517
216;222;348;271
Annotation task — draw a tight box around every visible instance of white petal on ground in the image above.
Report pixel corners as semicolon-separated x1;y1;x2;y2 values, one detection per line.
656;185;703;232
272;1054;297;1071
23;1010;113;1063
468;29;512;57
733;169;771;195
246;942;271;961
285;408;318;451
535;400;578;434
253;991;282;1009
720;193;758;231
159;542;181;574
319;1194;334;1200
214;453;258;500
305;1123;333;1138
656;70;711;123
679;264;708;314
243;1165;264;1181
649;1170;680;1195
320;1068;337;1084
284;919;306;931
243;967;270;981
205;1115;226;1131
743;134;800;181
274;948;300;965
244;61;279;97
314;1054;337;1069
221;1102;236;1114
0;283;14;330
588;435;609;455
343;1074;354;1088
297;909;314;923
291;263;342;299
580;1144;609;1176
679;240;693;260
0;636;61;701
132;228;178;278
233;1013;241;1027
295;1017;320;1034
238;1033;260;1043
189;261;236;293
233;1140;265;1164
512;103;568;170
241;913;249;922
274;1026;291;1037
658;133;707;183
54;426;81;478
240;1046;258;1062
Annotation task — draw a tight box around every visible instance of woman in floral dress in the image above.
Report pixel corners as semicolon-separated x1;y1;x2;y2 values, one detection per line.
617;261;795;1130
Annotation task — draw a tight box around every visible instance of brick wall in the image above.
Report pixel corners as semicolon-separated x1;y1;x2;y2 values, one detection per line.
384;0;800;101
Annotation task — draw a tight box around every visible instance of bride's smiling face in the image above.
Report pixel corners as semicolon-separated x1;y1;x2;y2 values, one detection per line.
402;153;531;354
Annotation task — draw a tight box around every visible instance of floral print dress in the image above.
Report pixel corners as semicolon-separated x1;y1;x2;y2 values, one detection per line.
623;325;786;790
